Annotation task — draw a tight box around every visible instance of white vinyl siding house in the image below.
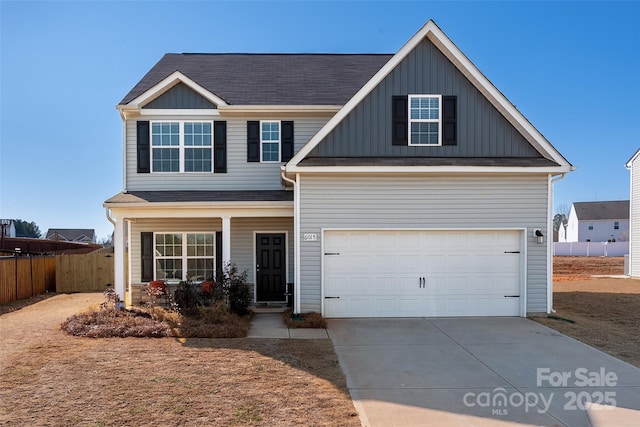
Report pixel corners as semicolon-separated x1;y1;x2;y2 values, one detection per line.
565;201;630;243
627;149;640;277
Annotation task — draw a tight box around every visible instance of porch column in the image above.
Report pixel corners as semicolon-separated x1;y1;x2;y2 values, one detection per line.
221;216;231;272
113;216;126;302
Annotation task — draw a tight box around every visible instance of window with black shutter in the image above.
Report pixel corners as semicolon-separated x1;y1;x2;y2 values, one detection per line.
392;96;408;146
247;121;260;162
137;121;150;173
442;96;457;146
281;121;294;161
141;232;153;282
214;121;227;173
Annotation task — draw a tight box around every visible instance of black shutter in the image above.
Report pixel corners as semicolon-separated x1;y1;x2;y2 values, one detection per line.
392;96;408;146
442;96;457;146
247;121;260;162
281;121;294;162
137;121;150;173
141;232;153;282
214;121;227;173
215;231;223;282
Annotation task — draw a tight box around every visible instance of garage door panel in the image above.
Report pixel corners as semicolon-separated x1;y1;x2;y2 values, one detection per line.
323;230;523;317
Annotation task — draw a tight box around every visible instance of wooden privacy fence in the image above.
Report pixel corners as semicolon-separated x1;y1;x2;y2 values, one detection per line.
0;256;56;304
55;248;114;293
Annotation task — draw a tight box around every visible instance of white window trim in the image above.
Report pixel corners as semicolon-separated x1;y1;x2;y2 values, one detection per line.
153;231;215;282
260;120;281;163
408;94;442;146
150;120;214;173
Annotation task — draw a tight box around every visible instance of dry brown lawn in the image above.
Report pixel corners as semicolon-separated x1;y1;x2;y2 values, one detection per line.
0;294;359;427
533;256;640;368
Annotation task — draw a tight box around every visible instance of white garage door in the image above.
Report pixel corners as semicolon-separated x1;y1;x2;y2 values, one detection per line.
323;230;523;317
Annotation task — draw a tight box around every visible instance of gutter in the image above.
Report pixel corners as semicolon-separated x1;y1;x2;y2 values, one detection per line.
281;167;300;315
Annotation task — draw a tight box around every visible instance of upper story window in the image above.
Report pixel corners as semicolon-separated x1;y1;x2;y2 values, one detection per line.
614;221;620;230
408;94;442;146
588;223;594;230
151;121;212;172
261;121;281;162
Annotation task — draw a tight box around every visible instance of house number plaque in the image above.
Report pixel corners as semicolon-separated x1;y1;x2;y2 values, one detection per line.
302;233;318;241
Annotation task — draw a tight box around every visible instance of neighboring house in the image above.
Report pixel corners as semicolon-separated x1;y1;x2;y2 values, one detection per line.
565;201;629;243
0;220;16;238
626;149;640;277
45;228;96;244
104;20;573;318
557;223;567;242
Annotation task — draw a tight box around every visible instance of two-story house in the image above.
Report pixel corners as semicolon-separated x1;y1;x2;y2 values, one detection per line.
626;149;640;277
104;20;573;317
565;201;630;243
45;228;97;244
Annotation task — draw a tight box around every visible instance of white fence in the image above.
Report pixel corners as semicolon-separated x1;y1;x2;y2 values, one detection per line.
553;242;629;257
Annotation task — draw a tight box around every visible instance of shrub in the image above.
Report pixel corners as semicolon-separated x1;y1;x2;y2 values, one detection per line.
61;306;168;338
283;308;327;329
61;286;251;339
217;263;252;315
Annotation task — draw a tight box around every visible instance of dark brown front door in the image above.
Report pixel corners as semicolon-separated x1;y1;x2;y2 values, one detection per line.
256;233;286;302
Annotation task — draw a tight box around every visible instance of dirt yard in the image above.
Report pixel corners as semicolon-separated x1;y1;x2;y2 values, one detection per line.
533;256;640;367
0;294;359;427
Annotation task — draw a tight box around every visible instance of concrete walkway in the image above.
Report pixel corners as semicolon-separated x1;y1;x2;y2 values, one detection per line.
328;317;640;427
247;313;329;339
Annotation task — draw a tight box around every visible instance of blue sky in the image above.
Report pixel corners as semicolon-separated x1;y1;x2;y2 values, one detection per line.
1;1;639;241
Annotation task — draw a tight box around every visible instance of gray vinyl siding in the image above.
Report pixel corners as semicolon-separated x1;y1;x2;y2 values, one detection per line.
308;38;541;159
297;174;550;314
143;83;216;109
631;159;640;277
128;217;293;301
125;116;327;191
230;217;295;300
129;218;221;285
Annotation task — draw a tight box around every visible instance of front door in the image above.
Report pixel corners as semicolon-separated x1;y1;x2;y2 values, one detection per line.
256;233;286;302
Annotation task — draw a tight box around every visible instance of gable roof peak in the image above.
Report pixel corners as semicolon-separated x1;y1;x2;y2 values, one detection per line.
287;19;573;171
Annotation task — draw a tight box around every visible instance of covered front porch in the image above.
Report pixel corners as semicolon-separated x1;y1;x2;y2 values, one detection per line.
104;191;294;309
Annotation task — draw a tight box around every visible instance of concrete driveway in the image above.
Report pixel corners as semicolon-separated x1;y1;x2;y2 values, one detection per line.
327;318;640;427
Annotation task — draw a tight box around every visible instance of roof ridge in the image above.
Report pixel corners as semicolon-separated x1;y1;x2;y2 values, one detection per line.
174;52;393;56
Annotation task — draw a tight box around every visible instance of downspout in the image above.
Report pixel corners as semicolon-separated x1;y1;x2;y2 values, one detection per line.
105;207;116;226
281;167;300;315
548;173;567;313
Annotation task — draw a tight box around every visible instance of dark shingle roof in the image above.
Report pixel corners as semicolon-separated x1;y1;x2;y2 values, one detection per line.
573;201;630;221
105;191;293;204
120;53;393;106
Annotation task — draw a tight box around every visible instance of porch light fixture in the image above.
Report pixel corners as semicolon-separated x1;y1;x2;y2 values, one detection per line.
535;229;544;244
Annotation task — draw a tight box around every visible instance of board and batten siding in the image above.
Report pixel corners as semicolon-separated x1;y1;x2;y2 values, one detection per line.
125;117;327;191
308;38;541;159
128;217;293;301
630;157;640;277
297;174;550;314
